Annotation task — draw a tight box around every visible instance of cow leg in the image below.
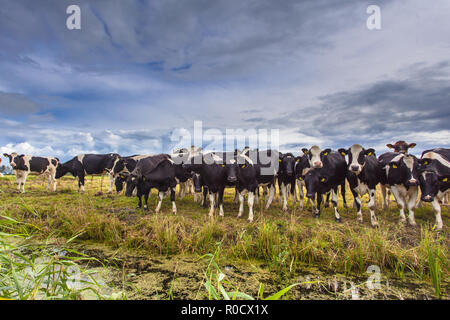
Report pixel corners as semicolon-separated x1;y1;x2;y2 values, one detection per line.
406;187;418;227
155;191;164;213
368;189;378;227
281;183;288;211
237;192;245;218
296;180;304;210
314;193;322;218
248;191;255;222
431;196;443;230
234;188;239;204
323;192;330;208
290;183;296;205
218;188;224;217
265;184;275;210
208;192;216;217
341;182;348;208
331;188;341;222
180;182;187;200
255;187;259;203
202;187;208;207
78;175;85;193
108;174;115;193
171;187;177;214
390;185;407;224
381;185;388;210
351;189;363;223
143;191;149;210
137;193;142;209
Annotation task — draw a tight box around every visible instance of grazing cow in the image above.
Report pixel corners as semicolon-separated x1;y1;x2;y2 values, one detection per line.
112;154;154;193
386;141;416;154
300;149;347;221
55;153;120;192
3;153;60;193
338;145;382;227
379;152;420;227
125;154;177;213
278;153;297;211
417;148;450;230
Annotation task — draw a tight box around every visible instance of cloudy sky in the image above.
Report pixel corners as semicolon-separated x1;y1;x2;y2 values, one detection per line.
0;0;449;162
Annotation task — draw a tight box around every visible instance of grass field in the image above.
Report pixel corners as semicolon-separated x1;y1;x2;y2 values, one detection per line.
0;174;449;299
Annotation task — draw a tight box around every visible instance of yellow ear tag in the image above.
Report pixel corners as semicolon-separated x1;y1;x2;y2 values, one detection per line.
321;178;326;182
299;177;303;181
324;152;328;156
279;159;282;162
241;164;245;168
341;152;346;156
221;164;225;167
392;164;397;169
368;152;372;156
424;161;428;165
443;178;448;182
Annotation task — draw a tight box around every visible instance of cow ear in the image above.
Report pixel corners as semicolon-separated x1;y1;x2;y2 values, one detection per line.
409;143;416;149
365;148;375;156
19;154;25;157
386;144;394;149
338;148;347;156
3;153;9;157
321;148;331;156
301;148;309;155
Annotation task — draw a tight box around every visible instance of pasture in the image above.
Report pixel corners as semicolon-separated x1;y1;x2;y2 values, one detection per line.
0;174;448;299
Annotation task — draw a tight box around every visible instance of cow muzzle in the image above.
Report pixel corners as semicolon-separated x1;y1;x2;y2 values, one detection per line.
350;165;360;173
421;195;433;202
228;176;237;183
406;179;418;187
313;161;322;168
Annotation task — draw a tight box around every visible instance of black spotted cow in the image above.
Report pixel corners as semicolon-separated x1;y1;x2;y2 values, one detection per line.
277;153;298;211
241;148;278;210
3;152;60;193
112;154;154;193
125;154;178;213
417;148;450;230
300;149;347;222
55;153;120;192
378;152;420;227
338;145;382;227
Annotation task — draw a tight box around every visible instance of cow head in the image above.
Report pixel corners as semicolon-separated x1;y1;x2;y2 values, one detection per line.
338;144;375;175
192;172;203;193
294;153;310;182
302;146;323;168
115;173;129;193
3;152;23;168
417;158;449;202
386;141;416;154
303;167;328;199
387;154;419;187
223;158;238;183
124;172;139;197
279;153;296;176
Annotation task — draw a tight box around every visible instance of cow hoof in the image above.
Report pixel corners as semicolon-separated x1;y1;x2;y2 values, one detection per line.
313;213;320;219
335;217;342;223
282;207;288;212
143;205;148;210
173;210;177;215
324;203;329;208
247;218;253;223
372;223;379;228
343;203;348;209
357;218;363;224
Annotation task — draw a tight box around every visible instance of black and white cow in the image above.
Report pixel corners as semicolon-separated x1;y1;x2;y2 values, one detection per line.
112;154;154;193
3;152;60;193
300;150;347;221
125;154;177;213
417;148;450;230
294;151;311;210
378;152;420;227
277;153;297;211
338;144;382;227
241;148;278;210
55;153;120;192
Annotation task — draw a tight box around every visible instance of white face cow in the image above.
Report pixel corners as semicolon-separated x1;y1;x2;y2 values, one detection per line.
302;145;323;168
338;144;375;175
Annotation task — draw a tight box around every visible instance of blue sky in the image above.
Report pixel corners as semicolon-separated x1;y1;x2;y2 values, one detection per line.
1;0;449;162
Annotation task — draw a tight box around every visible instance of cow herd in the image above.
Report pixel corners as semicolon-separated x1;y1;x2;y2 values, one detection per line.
2;141;449;230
